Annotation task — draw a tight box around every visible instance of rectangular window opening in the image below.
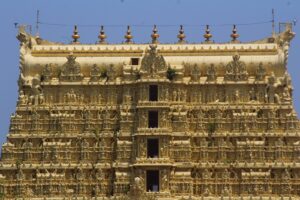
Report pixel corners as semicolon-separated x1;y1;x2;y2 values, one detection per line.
149;85;158;101
146;170;159;192
147;139;159;158
148;111;158;128
131;58;139;65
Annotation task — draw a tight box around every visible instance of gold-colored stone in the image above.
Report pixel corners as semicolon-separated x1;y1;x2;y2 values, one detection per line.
0;24;298;200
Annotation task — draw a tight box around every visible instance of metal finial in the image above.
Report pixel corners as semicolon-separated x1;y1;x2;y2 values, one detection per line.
98;25;107;44
177;25;186;44
230;24;239;42
72;25;80;44
151;25;159;44
203;25;213;42
124;25;133;44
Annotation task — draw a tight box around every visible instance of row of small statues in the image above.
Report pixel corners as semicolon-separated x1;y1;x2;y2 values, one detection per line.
17;86;292;107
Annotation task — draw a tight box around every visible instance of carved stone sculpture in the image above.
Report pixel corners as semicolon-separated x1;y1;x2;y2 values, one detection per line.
224;53;248;81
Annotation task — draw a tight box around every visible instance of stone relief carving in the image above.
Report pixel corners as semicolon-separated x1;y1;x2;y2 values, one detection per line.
18;90;28;105
224;53;248;81
59;53;83;81
265;72;280;103
256;62;266;81
206;64;216;82
63;89;85;104
140;45;167;78
249;87;257;102
90;64;101;81
183;63;201;81
42;64;53;82
29;75;44;105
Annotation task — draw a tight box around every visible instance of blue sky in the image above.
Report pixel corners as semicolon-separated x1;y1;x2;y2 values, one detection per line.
0;0;299;145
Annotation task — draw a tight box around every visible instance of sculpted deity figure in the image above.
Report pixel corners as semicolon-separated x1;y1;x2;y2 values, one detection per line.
233;89;240;103
165;88;169;101
39;93;45;104
282;86;291;103
161;169;169;191
16;167;25;180
249;87;257;102
80;138;89;159
173;90;178;101
281;71;292;87
82;107;90;120
98;93;104;104
75;166;84;181
222;169;231;180
275;137;284;159
42;63;53;81
23;138;33;160
203;186;212;196
139;138;146;157
190;64;201;81
24;184;33;197
132;176;145;196
96;168;104;181
140;111;147;127
203;169;212;179
256;62;266;81
206;64;216;82
29;75;44;105
222;185;232;196
283;168;291;180
178;90;182;101
79;94;85;104
65;89;77;103
18;90;28;105
265;72;280;103
182;90;187;102
90;64;101;81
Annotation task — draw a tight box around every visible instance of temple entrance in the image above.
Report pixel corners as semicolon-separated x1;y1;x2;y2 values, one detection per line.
146;170;159;192
149;85;158;101
147;138;159;158
148;111;158;128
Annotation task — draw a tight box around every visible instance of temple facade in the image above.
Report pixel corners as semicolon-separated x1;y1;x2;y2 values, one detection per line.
0;24;299;200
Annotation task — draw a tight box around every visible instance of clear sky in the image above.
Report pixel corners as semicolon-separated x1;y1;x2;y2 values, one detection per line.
0;0;299;146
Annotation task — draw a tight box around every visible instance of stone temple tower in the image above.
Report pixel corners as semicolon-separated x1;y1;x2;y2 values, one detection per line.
0;23;299;199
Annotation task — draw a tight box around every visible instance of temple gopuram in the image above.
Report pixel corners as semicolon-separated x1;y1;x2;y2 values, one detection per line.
0;23;299;200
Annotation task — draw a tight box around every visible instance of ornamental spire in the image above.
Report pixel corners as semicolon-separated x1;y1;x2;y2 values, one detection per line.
203;25;212;43
230;24;239;42
124;25;133;44
98;26;107;44
151;25;159;44
177;25;186;44
72;25;80;44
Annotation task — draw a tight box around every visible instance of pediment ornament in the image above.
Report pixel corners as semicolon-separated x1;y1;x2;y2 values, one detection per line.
224;53;248;81
140;45;167;78
59;53;83;81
